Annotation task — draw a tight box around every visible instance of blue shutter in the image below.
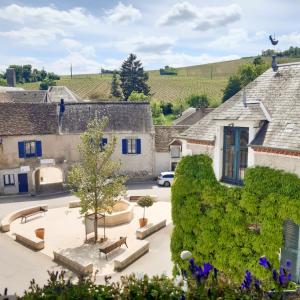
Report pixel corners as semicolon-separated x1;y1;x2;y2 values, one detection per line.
102;138;108;146
122;139;128;154
136;139;141;154
36;141;42;157
18;142;25;158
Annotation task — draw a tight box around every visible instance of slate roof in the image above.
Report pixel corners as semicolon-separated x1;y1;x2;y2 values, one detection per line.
60;102;154;134
155;125;189;152
180;63;300;151
47;86;80;103
173;107;214;125
0;103;58;136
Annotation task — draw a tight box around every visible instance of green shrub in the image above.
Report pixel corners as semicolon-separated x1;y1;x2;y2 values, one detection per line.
171;155;300;282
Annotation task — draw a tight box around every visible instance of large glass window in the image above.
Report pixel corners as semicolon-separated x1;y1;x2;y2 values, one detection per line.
25;141;36;157
222;127;249;184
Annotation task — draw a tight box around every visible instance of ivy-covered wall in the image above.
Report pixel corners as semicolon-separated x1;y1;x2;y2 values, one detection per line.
171;154;300;281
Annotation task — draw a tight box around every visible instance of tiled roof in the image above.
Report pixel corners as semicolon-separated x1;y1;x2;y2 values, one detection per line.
155;125;189;152
60;102;154;133
173;107;214;125
47;86;80;102
180;63;300;151
0;103;58;136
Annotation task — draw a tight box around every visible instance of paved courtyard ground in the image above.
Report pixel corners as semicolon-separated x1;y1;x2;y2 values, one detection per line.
0;181;172;295
9;201;172;278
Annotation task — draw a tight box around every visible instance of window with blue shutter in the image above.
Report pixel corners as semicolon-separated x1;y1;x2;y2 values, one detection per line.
18;141;25;158
122;139;128;154
136;139;141;154
102;138;108;146
36;141;42;157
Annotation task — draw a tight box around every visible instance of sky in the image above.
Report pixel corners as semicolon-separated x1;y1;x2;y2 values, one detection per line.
0;0;299;74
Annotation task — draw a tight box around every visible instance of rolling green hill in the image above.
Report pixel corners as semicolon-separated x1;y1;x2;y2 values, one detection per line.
19;56;300;106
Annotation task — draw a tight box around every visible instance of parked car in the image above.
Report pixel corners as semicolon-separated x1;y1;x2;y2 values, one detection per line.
157;171;175;187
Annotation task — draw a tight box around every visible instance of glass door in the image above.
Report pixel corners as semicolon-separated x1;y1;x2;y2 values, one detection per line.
222;127;249;184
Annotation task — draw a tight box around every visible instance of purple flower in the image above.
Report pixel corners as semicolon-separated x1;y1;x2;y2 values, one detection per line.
286;260;292;269
203;263;213;277
259;256;272;269
241;270;252;289
254;279;261;290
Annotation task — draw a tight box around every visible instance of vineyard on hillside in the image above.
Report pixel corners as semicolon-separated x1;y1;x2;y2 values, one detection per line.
19;57;300;106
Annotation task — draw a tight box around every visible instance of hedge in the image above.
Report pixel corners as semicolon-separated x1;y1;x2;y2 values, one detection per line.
171;155;300;282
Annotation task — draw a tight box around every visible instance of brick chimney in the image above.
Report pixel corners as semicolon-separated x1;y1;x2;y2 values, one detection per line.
6;68;16;87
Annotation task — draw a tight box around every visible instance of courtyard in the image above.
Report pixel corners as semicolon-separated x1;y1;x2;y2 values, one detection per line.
0;181;172;295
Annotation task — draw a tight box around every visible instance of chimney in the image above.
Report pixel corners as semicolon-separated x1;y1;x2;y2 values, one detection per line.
242;88;247;107
6;68;16;87
59;98;65;129
272;55;278;72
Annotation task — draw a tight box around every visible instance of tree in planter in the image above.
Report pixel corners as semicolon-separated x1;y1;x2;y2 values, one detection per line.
137;196;154;227
68;117;126;243
120;53;150;101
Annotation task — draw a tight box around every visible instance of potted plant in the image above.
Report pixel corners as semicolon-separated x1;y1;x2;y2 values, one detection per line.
35;228;45;240
137;196;154;227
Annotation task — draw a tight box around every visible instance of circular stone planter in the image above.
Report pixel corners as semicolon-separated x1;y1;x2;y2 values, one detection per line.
97;200;134;227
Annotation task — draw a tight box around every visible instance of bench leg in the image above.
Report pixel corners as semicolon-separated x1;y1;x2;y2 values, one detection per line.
106;254;108;261
125;241;128;248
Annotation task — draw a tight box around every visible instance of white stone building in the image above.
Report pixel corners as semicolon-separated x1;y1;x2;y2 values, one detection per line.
178;63;300;184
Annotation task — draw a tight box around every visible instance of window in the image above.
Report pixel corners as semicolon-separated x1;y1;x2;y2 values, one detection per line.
122;138;141;154
128;139;137;154
18;141;42;158
3;174;15;186
171;162;177;171
170;146;181;158
163;174;174;179
25;141;36;157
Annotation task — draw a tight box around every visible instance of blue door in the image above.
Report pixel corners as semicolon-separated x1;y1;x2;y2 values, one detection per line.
18;173;28;193
222;127;249;185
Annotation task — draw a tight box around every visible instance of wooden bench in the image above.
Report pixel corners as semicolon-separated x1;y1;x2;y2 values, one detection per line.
15;233;44;250
114;241;149;271
136;219;167;239
21;206;47;223
99;237;128;260
1;205;48;232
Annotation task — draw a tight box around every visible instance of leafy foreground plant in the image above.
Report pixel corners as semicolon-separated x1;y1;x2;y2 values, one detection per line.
4;257;299;299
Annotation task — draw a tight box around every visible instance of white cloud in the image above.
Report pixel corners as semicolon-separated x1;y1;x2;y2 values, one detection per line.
278;32;300;46
193;4;242;31
158;2;198;26
208;28;249;49
0;4;101;33
105;2;142;24
118;36;175;54
0;27;67;46
158;2;241;31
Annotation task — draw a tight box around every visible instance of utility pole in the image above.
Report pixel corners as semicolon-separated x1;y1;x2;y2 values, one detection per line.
70;63;73;79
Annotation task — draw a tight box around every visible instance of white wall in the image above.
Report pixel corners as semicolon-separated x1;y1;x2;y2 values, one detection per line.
155;152;170;176
254;151;300;177
0;168;24;194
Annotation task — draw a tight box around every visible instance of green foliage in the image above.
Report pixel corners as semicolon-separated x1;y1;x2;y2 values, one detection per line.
128;91;150;101
39;77;56;90
138;195;154;220
110;72;122;98
186;94;209;108
171;155;300;282
222;75;241;102
262;46;300;58
120;53;150;101
160;65;177;76
0;78;7;86
6;64;59;84
160;102;174;114
67;118;126;242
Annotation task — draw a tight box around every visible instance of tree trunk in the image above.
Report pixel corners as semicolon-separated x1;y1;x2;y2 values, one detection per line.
94;202;98;243
143;207;145;220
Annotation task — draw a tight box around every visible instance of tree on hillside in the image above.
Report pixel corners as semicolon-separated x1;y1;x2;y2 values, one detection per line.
110;72;122;98
120;54;150;101
222;75;241;103
186;94;209;108
68;118;126;243
39;77;56;90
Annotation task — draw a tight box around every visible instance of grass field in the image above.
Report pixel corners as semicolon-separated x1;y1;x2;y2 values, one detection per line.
19;56;300;106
